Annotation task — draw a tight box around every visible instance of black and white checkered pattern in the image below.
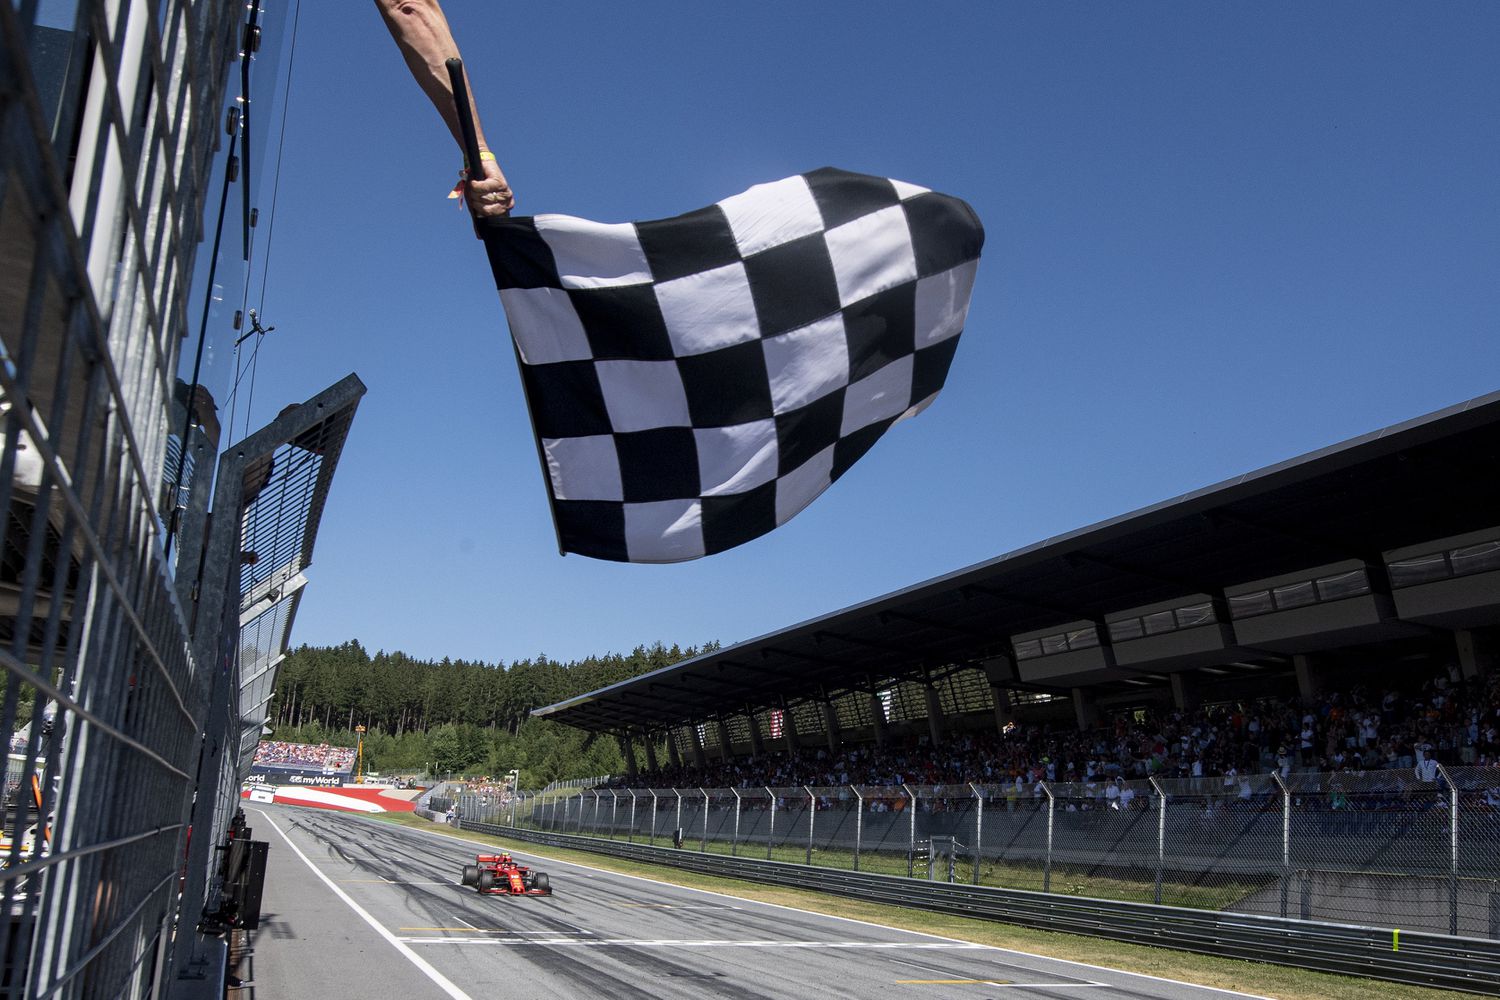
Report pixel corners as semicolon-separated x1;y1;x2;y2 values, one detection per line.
481;167;984;563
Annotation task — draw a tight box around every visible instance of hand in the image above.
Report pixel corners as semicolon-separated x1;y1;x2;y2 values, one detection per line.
466;155;515;218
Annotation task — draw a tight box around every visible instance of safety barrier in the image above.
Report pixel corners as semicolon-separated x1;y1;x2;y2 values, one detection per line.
463;820;1500;995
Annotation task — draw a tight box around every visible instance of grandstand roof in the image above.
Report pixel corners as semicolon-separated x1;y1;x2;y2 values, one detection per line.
533;389;1500;735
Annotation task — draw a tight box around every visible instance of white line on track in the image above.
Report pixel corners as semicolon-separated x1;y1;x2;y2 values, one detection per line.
398;938;993;948
256;810;477;1000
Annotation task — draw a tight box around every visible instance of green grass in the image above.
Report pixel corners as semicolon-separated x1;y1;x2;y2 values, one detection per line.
366;812;1472;1000
500;824;1261;911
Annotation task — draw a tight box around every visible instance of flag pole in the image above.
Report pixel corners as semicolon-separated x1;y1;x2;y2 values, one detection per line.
446;57;487;240
446;58;569;556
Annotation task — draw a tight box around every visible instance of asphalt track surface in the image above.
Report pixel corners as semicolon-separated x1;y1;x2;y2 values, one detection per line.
245;805;1272;1000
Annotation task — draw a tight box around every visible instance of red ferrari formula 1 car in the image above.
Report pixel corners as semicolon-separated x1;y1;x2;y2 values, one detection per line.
459;853;552;896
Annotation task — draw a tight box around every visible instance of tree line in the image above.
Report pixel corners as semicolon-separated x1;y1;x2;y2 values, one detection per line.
264;638;716;786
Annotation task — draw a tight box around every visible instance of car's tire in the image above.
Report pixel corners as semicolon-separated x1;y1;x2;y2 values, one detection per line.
460;865;479;887
477;870;496;893
532;872;550;893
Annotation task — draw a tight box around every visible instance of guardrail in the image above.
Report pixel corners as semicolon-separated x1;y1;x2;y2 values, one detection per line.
461;820;1500;995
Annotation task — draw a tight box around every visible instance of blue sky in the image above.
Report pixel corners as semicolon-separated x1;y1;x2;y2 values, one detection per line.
242;3;1500;667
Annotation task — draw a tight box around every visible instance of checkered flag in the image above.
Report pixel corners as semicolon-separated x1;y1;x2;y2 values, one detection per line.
481;167;984;562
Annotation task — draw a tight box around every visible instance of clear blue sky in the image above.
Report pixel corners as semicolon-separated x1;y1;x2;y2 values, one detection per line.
243;3;1500;668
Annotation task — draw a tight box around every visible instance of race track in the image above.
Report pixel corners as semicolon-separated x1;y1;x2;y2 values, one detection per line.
243;805;1270;1000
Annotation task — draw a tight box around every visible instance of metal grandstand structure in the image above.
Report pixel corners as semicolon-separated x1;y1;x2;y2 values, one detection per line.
535;389;1500;758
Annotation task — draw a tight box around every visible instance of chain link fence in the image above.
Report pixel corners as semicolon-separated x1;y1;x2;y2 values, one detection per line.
455;765;1500;938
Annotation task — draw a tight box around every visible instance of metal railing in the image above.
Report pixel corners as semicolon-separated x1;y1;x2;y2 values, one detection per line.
466;822;1500;995
454;765;1500;941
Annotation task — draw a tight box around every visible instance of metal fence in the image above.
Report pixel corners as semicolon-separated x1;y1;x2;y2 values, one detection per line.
455;764;1500;939
2;2;359;996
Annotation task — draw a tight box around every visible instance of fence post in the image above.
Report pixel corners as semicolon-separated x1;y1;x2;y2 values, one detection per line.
1440;764;1459;935
592;790;601;835
731;788;741;856
1273;772;1291;919
853;786;863;872
510;791;519;827
675;788;683;844
699;788;709;852
903;784;917;867
628;790;637;844
970;782;983;886
578;791;587;834
767;786;776;861
609;790;618;840
805;786;815;866
1149;777;1166;905
649;790;658;846
1042;781;1055;894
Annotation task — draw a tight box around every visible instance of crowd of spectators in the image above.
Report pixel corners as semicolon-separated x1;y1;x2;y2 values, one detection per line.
252;740;357;772
606;671;1500;795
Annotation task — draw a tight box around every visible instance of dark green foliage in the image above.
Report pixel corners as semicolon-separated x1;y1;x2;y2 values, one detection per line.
266;639;714;782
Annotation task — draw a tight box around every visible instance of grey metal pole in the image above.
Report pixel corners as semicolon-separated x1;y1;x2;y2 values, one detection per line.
700;788;709;852
592;790;601;835
1042;781;1055;894
510;791;518;827
578;791;587;834
767;786;776;861
731;788;741;856
610;790;618;840
628;790;637;844
903;784;916;864
805;786;815;866
649;790;658;846
1274;772;1291;919
675;788;683;843
1150;777;1166;905
970;782;984;886
1440;764;1459;935
853;786;863;872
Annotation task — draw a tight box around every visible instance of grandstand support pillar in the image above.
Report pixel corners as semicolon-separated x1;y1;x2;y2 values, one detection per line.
717;718;734;760
1170;672;1198;712
1455;629;1494;680
990;685;1015;735
691;726;708;768
1071;688;1101;731
924;681;945;747
822;699;841;752
868;690;889;748
618;734;639;778
747;709;765;758
669;731;687;773
781;698;801;753
1293;654;1320;701
648;731;665;771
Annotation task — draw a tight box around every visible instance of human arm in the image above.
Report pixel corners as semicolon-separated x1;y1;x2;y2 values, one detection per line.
374;0;515;216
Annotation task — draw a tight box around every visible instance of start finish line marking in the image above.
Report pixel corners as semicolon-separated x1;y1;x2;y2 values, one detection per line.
398;938;994;949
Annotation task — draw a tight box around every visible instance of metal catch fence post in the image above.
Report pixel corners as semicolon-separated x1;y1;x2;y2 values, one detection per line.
700;788;710;852
1042;781;1055;893
1150;777;1166;905
970;783;983;886
853;786;864;872
675;788;683;843
805;785;815;866
628;790;637;844
731;788;741;856
609;790;618;839
1274;772;1291;919
1440;763;1459;935
904;783;917;869
649;790;658;846
767;786;776;861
